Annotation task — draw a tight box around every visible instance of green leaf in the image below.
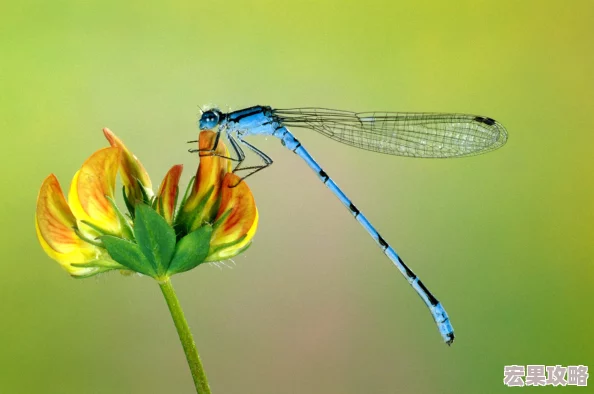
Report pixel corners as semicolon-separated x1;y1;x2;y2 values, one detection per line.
134;204;177;276
101;236;155;276
167;225;213;275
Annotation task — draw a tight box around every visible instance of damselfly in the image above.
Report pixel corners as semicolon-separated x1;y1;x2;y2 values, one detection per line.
195;105;508;345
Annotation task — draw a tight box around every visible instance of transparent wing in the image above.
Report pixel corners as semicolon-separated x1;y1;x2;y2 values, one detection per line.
272;107;508;158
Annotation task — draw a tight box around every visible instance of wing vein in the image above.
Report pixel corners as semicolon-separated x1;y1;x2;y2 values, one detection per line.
273;108;508;158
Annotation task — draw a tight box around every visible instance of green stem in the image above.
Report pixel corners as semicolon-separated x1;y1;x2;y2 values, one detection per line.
159;278;211;394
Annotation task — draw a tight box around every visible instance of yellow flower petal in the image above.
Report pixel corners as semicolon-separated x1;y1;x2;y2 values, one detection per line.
103;128;153;204
35;174;102;276
206;172;258;261
155;164;183;225
178;131;231;231
68;146;122;235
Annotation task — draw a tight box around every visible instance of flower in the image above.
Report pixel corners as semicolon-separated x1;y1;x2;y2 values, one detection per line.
103;129;153;211
175;131;258;262
35;129;258;279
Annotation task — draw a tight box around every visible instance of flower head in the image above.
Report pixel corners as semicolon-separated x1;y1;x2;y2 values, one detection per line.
175;131;258;261
35;129;258;279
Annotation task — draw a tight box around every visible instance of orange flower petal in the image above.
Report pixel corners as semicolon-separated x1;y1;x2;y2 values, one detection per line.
35;174;102;276
103;128;153;204
206;172;258;261
178;131;232;231
155;164;183;224
68;146;122;235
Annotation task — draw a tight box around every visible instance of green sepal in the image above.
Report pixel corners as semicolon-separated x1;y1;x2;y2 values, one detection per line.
151;191;160;211
135;178;152;205
233;240;252;256
174;184;215;238
73;227;103;247
170;186;180;223
152;185;180;225
198;185;217;221
79;220;111;237
206;241;252;263
167;225;213;275
122;185;136;219
71;259;124;270
122;179;153;219
69;259;125;278
101;236;156;276
211;207;232;233
78;196;133;240
205;235;247;262
133;204;176;276
106;195;134;240
178;176;196;209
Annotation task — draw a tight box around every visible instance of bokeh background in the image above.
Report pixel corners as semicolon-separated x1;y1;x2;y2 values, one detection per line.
1;0;592;393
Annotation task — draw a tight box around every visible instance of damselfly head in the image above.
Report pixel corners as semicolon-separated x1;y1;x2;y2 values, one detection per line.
199;108;223;130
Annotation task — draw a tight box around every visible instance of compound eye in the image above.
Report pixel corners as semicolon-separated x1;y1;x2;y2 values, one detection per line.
199;110;220;130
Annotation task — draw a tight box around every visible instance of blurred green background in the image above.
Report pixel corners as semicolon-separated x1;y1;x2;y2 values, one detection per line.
1;0;592;393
